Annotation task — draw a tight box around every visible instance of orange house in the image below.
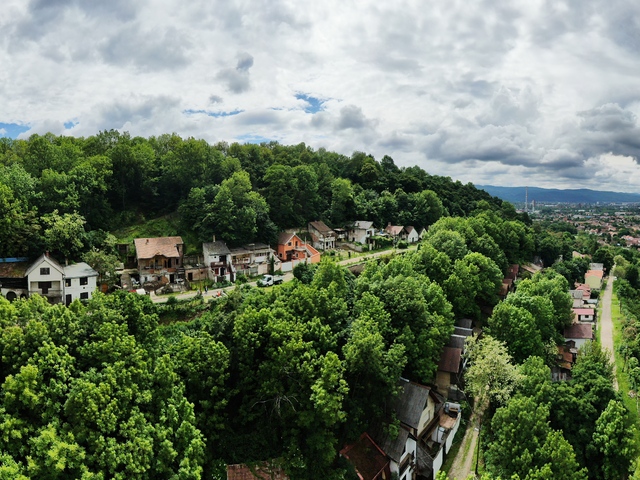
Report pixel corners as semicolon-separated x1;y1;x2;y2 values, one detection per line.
277;232;321;264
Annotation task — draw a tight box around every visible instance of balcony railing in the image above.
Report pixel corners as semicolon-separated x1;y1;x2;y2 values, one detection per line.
29;289;63;298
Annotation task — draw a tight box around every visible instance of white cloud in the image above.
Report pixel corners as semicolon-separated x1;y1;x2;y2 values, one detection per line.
3;0;640;191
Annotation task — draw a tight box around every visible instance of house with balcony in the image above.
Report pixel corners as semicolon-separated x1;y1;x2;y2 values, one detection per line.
277;232;321;272
25;253;65;304
230;243;280;276
203;239;235;282
308;221;336;251
134;236;184;284
347;221;375;244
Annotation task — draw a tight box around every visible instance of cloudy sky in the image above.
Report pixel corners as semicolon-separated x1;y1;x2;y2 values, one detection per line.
3;0;640;192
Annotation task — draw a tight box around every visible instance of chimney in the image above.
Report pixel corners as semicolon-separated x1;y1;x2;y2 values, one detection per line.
45;251;49;257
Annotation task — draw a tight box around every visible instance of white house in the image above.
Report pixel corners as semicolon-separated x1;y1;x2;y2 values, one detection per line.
404;226;420;243
25;253;65;304
63;262;98;305
202;239;235;282
347;221;375;244
308;221;336;251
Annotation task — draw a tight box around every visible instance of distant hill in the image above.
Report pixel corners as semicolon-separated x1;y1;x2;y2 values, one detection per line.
477;185;640;204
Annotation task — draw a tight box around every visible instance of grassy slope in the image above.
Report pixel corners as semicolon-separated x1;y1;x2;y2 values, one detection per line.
111;213;201;255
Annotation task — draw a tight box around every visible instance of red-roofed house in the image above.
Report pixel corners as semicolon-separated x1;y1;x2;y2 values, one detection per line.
585;269;604;289
340;433;391;480
573;308;595;323
277;232;321;266
134;236;184;283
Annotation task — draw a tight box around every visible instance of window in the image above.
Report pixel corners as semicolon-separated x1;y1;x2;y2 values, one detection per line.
80;292;89;300
65;279;71;287
40;267;50;275
80;277;88;286
287;242;292;246
38;281;52;294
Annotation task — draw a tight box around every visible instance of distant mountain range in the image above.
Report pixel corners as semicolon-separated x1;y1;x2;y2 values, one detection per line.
477;185;640;204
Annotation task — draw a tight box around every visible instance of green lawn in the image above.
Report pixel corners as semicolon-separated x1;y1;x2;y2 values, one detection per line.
610;291;640;448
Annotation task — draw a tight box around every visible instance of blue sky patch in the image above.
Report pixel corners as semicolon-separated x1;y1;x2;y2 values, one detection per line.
236;134;272;144
183;108;243;118
295;93;325;114
64;120;79;129
0;122;30;138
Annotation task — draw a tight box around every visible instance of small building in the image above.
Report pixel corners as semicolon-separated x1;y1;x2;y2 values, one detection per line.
277;232;321;271
404;226;420;243
584;270;604;289
0;258;29;301
384;224;405;241
134;236;184;284
308;221;336;251
435;347;463;396
230;243;280;277
573;308;595;323
340;433;391;480
203;240;235;282
347;221;375;244
564;323;594;350
63;262;98;305
25;253;65;304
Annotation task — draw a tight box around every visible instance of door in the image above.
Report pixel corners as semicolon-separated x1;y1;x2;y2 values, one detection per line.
65;294;72;306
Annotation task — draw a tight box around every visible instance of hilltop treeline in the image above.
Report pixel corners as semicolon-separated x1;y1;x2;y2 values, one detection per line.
0;131;524;257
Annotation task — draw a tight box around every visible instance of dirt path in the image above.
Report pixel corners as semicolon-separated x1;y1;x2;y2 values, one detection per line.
448;412;479;480
599;276;618;390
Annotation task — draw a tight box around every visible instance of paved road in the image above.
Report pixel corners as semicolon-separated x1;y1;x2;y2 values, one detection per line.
150;246;416;304
599;276;618;390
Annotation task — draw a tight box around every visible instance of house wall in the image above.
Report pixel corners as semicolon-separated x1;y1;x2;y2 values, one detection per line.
65;275;97;304
569;338;590;349
406;230;420;243
445;415;462;453
28;259;64;300
419;398;436;436
579;314;594;322
432;447;444;479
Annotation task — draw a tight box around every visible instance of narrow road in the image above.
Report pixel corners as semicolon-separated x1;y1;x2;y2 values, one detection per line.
599;276;618;390
448;406;481;480
149;245;417;304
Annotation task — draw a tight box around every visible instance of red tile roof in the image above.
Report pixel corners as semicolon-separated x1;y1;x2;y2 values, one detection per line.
134;237;183;260
564;323;593;340
226;463;289;480
340;433;390;480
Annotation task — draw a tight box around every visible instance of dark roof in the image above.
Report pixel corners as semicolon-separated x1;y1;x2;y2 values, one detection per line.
372;425;409;463
438;347;462;373
453;326;473;337
226;463;288;480
203;240;231;256
396;380;431;429
455;318;473;329
340;433;390;480
0;261;29;278
447;335;466;349
308;221;334;235
564;323;593;340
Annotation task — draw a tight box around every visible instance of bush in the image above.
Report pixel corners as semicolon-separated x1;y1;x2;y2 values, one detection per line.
166;295;178;306
397;240;409;249
235;274;248;285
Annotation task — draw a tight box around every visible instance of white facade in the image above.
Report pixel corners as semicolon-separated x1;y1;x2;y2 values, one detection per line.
25;254;65;303
405;227;420;243
348;221;375;244
63;263;98;305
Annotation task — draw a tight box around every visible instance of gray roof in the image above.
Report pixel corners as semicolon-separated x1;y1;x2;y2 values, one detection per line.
569;290;584;299
454;326;473;337
564;323;593;340
455;318;473;329
64;262;98;278
372;426;409;463
438;347;462;373
203;241;231;256
447;335;467;349
354;220;373;229
396;379;431;429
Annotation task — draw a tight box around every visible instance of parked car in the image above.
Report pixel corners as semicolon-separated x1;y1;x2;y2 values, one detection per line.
258;274;284;287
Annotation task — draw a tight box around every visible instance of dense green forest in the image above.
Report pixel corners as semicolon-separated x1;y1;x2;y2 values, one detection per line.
0;131;523;258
